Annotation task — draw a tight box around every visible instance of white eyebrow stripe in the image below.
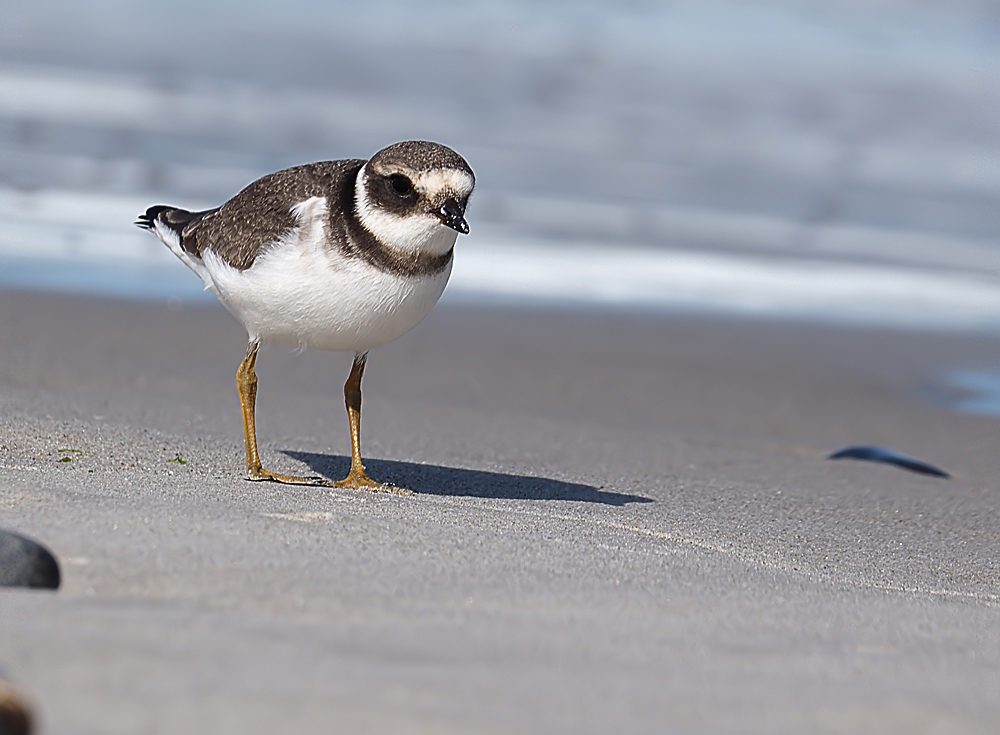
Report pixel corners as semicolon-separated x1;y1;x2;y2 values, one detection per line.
413;169;475;197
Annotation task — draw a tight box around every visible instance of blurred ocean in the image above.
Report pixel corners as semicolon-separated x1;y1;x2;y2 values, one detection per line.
1;0;999;328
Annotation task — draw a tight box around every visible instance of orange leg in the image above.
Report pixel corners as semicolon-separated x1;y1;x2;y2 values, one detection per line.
333;352;412;495
238;341;326;486
237;344;411;494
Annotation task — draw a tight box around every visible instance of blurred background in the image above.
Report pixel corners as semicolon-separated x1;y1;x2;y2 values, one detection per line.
0;0;998;327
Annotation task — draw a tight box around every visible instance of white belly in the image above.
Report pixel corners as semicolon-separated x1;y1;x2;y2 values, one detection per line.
203;234;453;353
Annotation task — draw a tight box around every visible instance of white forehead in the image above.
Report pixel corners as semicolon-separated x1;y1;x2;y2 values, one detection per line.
412;169;475;198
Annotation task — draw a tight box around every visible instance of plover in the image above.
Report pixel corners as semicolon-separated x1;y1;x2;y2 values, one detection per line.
137;141;474;492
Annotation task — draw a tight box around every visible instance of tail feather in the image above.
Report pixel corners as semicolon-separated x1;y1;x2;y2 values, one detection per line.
135;205;207;234
136;204;219;288
135;204;220;259
135;205;172;230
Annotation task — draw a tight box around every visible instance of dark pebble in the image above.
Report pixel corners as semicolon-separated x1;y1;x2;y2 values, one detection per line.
0;530;60;590
0;680;32;735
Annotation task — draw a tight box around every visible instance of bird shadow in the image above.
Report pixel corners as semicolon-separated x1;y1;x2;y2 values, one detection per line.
283;451;652;506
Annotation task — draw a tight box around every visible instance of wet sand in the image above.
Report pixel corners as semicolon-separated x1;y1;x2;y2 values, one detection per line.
1;289;999;734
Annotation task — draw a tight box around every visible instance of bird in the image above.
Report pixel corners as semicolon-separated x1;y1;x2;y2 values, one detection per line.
137;141;474;493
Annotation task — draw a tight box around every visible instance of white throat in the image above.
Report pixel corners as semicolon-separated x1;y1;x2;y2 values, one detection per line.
355;165;458;258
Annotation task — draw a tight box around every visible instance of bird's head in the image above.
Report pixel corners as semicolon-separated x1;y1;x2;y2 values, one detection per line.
356;141;475;258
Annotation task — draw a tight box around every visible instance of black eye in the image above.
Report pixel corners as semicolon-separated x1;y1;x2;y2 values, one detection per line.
389;175;413;195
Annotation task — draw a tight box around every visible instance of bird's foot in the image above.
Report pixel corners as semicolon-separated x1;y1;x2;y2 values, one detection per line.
246;466;330;487
246;464;414;495
334;469;415;496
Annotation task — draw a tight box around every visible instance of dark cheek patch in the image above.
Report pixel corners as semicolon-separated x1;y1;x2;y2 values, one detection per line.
365;170;418;217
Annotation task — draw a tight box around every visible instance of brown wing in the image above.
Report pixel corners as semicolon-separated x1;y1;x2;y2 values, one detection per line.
140;159;364;271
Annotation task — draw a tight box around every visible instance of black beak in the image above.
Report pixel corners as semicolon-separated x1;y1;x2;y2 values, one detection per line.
437;198;469;234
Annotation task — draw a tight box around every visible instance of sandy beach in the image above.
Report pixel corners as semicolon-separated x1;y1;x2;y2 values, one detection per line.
1;1;998;732
0;289;998;733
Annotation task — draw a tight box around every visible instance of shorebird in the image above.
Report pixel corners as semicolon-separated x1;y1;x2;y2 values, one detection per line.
137;141;474;492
